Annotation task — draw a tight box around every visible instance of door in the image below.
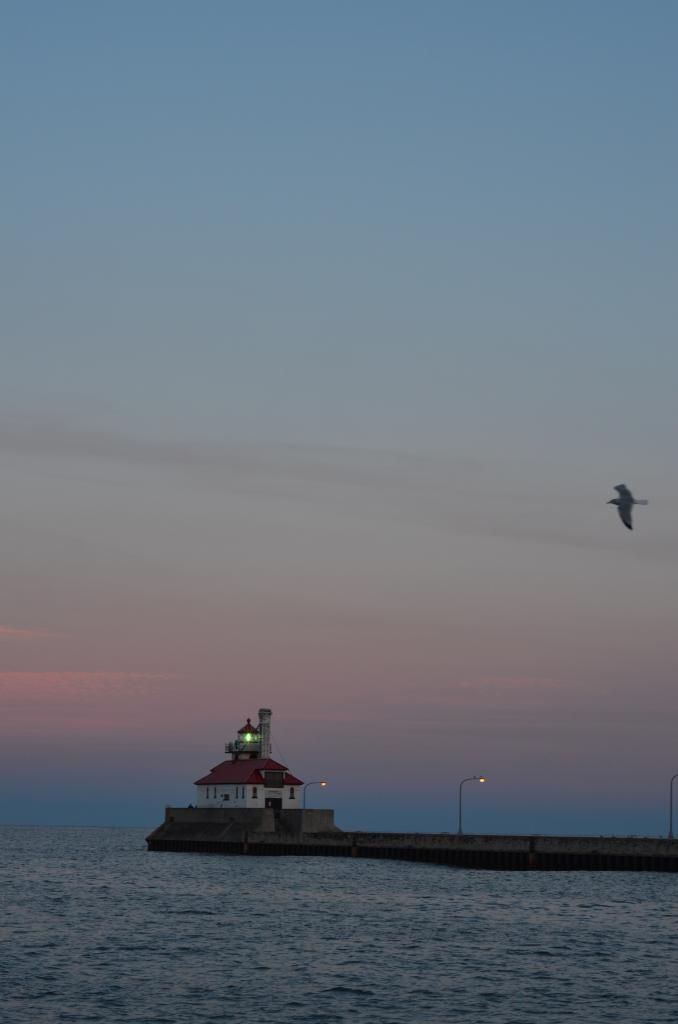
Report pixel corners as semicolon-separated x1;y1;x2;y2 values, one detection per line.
265;797;282;810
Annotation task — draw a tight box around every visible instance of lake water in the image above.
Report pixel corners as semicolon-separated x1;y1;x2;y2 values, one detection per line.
2;825;677;1023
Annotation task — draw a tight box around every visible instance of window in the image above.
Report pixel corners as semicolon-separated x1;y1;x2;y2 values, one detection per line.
205;788;209;799
290;788;295;799
222;794;229;801
252;787;258;798
264;771;284;788
213;787;217;798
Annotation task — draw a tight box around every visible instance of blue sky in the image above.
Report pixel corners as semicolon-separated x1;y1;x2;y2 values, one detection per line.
2;2;678;832
5;0;676;449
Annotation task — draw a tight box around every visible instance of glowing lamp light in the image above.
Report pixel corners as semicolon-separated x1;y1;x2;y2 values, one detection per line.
244;733;253;742
478;776;487;783
303;780;329;807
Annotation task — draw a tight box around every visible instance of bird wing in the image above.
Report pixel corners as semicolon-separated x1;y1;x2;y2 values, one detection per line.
614;484;633;501
617;504;633;530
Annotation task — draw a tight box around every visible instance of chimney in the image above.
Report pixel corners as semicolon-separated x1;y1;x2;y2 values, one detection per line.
258;708;272;759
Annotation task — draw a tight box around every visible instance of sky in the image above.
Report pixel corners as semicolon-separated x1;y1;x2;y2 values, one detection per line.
2;1;678;834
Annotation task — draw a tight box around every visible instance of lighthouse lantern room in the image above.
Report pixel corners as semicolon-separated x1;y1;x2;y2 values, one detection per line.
194;708;302;810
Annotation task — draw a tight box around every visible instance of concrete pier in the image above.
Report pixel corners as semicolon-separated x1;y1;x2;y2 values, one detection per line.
146;808;678;871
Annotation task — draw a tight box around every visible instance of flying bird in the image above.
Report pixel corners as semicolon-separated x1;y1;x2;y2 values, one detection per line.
607;484;648;531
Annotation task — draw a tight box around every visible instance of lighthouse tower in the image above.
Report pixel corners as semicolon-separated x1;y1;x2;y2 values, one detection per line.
194;708;303;809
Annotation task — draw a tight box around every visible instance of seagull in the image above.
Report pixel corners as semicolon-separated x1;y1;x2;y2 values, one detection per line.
607;484;648;531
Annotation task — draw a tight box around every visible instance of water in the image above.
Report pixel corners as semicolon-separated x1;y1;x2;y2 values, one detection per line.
2;826;677;1024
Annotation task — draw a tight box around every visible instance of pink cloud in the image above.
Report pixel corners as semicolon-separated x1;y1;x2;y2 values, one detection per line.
0;670;173;698
0;670;180;740
0;625;63;641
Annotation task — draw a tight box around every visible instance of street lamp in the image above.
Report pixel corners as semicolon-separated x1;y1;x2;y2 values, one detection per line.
303;780;328;808
457;775;487;835
669;773;678;839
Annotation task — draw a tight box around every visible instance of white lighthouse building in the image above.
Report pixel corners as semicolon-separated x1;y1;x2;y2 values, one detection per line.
194;708;303;810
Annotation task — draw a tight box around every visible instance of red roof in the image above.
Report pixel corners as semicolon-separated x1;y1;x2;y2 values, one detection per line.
237;718;260;735
195;757;303;787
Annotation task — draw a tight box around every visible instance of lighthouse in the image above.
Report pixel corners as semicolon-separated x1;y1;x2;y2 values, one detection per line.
147;705;339;848
194;708;303;810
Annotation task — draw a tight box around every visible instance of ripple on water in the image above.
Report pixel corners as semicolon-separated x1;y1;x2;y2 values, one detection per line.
1;827;678;1024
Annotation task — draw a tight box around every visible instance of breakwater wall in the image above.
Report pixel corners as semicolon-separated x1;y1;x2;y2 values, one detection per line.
146;809;678;871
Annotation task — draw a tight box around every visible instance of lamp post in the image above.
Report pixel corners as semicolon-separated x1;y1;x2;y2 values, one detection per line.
303;780;328;809
669;774;678;839
457;775;486;835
